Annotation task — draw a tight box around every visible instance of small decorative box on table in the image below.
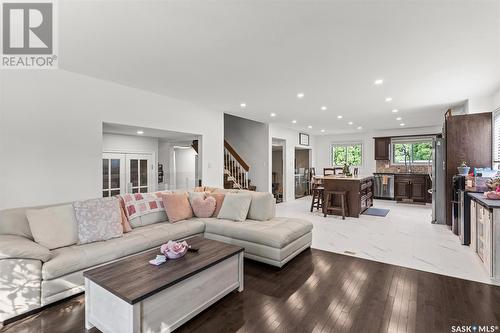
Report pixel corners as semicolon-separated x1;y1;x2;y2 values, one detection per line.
83;237;244;333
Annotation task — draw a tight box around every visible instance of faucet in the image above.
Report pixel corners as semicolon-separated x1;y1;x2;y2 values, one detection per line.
402;146;411;173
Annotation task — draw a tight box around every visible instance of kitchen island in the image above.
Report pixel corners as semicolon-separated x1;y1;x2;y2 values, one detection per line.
317;175;374;218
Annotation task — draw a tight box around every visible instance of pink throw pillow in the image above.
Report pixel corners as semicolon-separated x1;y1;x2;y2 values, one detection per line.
191;196;216;218
207;193;225;217
162;193;193;223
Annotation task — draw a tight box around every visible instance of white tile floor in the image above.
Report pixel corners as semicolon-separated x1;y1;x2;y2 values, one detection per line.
276;197;496;285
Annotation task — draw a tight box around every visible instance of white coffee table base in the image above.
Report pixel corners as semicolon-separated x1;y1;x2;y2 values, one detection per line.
85;253;243;333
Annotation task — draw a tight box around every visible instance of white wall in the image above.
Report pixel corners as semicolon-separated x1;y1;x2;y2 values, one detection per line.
174;148;197;190
0;70;224;209
224;114;269;192
269;125;314;202
313;126;442;176
494;88;500;110
158;140;175;190
467;95;495;114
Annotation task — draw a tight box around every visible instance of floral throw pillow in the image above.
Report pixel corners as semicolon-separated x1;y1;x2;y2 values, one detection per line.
73;197;123;244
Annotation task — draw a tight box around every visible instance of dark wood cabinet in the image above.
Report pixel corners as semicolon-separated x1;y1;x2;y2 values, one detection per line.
445;111;492;226
374;137;391;160
395;174;430;203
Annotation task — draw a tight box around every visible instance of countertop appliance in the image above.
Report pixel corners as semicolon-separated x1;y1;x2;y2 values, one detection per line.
374;174;394;199
431;138;446;224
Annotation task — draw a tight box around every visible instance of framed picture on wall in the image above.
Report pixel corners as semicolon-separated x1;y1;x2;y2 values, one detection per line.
299;133;309;146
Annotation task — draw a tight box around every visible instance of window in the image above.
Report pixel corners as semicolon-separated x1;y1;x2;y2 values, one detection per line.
331;143;362;166
391;137;432;164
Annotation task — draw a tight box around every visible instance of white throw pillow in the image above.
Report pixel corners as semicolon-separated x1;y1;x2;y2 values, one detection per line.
73;197;123;244
217;193;252;222
26;204;78;250
247;192;276;221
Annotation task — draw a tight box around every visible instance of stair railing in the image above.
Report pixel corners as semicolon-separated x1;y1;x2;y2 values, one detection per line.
224;140;249;189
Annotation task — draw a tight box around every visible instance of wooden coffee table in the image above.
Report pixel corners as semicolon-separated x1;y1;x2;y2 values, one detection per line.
83;236;244;333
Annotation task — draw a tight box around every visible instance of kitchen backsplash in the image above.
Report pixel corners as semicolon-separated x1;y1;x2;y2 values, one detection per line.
375;160;430;174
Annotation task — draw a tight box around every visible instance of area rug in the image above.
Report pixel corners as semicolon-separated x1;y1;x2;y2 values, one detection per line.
362;207;390;217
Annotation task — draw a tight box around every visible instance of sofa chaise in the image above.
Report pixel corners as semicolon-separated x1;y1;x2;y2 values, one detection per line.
0;189;312;324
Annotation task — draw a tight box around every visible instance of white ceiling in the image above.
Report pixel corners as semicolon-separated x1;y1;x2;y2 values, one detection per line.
61;0;500;134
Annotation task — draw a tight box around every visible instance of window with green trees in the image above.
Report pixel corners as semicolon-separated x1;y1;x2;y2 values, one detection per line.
331;144;362;166
392;139;432;164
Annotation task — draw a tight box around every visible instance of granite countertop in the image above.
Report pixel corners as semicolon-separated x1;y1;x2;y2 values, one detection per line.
320;175;373;181
468;192;500;209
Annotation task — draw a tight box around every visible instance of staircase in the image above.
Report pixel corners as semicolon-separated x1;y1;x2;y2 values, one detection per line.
224;139;256;191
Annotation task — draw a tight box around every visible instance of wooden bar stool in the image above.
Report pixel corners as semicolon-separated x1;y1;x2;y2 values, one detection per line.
310;186;324;212
323;190;349;219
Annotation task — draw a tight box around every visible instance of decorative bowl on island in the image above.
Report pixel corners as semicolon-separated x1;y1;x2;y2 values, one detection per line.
160;240;189;259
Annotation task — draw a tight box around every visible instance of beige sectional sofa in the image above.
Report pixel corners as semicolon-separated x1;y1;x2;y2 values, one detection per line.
0;190;312;323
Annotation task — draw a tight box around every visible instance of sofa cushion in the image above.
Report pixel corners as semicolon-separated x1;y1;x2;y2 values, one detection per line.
42;219;205;280
201;217;312;248
247;192;275;221
0;235;51;262
217;193;252;222
26;204;78;249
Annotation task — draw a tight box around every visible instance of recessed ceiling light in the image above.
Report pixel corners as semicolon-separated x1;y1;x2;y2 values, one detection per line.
240;103;246;108
292;120;297;124
357;126;363;130
270;113;276;117
308;125;313;129
137;130;144;135
400;123;405;126
374;79;384;85
348;121;353;125
321;106;327;111
337;115;343;119
396;117;402;121
385;97;393;102
320;129;325;133
297;92;305;99
392;109;398;113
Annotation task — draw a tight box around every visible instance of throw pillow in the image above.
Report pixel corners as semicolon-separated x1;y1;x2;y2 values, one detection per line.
73;197;123;244
217;193;252;222
26;204;78;250
207;193;225;217
247;192;276;221
188;191;206;207
162;192;193;223
194;186;206;192
191;196;216;218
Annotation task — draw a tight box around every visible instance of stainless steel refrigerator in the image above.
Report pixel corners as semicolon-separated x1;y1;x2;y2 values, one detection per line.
431;138;446;224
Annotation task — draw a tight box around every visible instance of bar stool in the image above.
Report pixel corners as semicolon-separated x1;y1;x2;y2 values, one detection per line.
323;190;349;219
310;186;324;212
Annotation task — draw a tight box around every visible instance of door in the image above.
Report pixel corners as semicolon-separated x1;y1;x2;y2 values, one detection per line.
126;154;152;194
102;153;153;196
102;153;125;197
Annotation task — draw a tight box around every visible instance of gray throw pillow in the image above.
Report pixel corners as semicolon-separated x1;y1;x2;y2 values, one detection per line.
247;192;276;221
73;197;123;244
217;193;252;222
26;204;78;249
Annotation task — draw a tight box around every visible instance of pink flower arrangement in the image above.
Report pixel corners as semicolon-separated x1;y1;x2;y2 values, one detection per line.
160;240;189;259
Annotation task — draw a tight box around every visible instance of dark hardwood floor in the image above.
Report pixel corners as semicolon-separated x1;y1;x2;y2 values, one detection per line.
2;248;500;333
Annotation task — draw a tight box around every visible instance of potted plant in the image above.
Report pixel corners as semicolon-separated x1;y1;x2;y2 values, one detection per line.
457;161;470;176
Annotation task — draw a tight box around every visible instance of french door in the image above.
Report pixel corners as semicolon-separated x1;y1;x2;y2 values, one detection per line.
102;153;152;197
